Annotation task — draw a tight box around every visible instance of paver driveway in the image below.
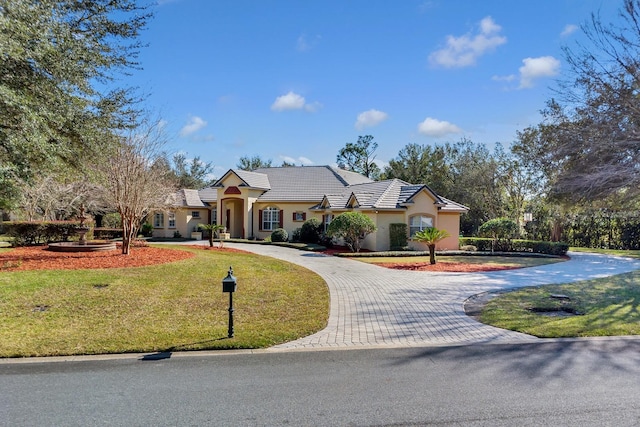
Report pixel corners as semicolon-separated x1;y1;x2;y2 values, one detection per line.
221;243;640;349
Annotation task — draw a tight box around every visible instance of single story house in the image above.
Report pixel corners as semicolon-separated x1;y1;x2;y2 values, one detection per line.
152;165;468;251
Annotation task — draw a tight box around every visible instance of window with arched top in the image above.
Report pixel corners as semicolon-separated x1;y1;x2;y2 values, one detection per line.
260;206;281;231
409;215;433;237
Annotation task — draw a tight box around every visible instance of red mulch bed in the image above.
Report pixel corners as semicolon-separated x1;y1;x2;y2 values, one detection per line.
0;245;246;271
322;246;515;272
377;262;519;273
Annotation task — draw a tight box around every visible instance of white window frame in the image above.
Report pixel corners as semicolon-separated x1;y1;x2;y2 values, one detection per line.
168;212;176;229
262;207;280;231
153;212;164;228
211;207;217;225
324;213;333;232
192;211;200;219
409;215;433;237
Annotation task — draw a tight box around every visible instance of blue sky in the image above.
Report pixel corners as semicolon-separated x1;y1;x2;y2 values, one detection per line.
125;0;618;177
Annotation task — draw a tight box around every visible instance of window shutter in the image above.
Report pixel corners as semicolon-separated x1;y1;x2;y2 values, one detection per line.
292;212;296;221
279;210;284;228
258;209;263;231
302;212;306;221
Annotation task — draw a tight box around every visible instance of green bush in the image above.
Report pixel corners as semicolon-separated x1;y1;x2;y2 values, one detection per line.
102;213;122;228
94;228;123;239
270;228;289;242
459;237;568;256
389;223;408;250
141;222;153;237
4;221;83;246
326;212;377;253
300;218;322;243
291;228;302;242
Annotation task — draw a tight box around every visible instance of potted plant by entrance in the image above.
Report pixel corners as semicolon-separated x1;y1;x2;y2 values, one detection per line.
190;226;203;240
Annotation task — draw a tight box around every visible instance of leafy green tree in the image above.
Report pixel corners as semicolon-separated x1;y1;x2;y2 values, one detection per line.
413;227;450;264
336;135;381;179
479;218;518;252
0;0;151;209
382;143;452;191
172;153;215;189
237;155;272;171
326;212;377;252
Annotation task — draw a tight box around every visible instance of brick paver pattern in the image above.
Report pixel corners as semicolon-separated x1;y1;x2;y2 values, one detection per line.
222;244;640;349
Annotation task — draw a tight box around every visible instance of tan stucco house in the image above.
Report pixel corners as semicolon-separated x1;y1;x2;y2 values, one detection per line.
152;165;468;251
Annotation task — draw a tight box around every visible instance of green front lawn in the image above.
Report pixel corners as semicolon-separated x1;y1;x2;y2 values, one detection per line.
570;247;640;259
480;270;640;337
0;245;328;358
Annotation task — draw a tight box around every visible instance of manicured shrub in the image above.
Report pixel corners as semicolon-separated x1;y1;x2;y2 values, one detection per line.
3;221;84;246
300;218;322;243
291;228;302;242
389;223;408;250
458;237;568;256
326;212;377;253
270;228;289;242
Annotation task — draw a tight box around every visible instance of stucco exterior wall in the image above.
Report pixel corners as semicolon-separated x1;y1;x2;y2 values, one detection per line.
152;207;210;239
369;211;406;251
251;202;319;240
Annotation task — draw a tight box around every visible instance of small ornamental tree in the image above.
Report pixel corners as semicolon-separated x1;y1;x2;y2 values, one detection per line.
479;217;518;252
326;212;377;253
199;223;226;248
413;227;450;264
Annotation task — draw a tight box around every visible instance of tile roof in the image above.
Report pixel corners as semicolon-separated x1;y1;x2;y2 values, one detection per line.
197;166;467;212
198;187;218;203
233;169;271;189
252;165;374;202
173;189;207;207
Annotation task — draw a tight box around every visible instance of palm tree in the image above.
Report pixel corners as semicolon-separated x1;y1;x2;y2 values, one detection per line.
413;227;450;264
198;223;226;248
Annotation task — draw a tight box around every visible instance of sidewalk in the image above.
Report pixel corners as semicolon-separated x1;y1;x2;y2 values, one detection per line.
218;243;640;349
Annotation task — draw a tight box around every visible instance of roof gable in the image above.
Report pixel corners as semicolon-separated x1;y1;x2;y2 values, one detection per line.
213;169;271;190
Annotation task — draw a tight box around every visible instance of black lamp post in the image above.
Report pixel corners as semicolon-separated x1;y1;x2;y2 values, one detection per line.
222;266;237;338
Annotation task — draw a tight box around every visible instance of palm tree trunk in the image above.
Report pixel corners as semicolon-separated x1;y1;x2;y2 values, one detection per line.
429;244;436;264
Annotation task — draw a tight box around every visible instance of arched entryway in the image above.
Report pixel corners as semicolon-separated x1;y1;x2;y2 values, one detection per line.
220;198;244;238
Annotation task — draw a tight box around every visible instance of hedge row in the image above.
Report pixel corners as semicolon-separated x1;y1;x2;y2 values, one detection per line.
459;237;569;256
2;221;88;246
93;228;123;240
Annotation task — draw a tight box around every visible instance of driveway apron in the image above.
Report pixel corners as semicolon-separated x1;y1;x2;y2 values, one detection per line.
216;243;640;349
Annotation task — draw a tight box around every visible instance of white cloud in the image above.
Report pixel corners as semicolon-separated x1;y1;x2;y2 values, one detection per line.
298;156;313;165
180;116;207;137
492;74;516;83
296;34;321;52
561;24;578;37
518;56;561;88
271;91;321;112
279;155;315;166
429;16;507;68
417;117;462;137
355;109;389;130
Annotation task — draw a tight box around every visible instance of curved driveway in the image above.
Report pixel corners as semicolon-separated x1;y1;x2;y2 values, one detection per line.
219;243;640;349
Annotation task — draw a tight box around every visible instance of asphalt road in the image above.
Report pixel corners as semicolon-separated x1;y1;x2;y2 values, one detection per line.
3;339;640;426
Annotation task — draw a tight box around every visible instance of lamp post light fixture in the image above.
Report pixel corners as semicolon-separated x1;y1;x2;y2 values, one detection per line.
222;266;237;338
